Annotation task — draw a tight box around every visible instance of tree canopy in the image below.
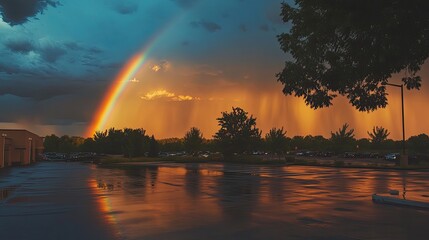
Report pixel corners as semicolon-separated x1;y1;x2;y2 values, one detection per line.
184;127;204;154
92;128;149;157
407;134;429;153
331;123;355;140
368;126;390;144
330;123;356;152
214;107;261;156
148;135;159;157
265;127;287;154
277;0;429;111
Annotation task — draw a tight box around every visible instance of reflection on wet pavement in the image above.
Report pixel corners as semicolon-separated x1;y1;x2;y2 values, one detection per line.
1;162;429;240
91;163;429;240
0;163;117;240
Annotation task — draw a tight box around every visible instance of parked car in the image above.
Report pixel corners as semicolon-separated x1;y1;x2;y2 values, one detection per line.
385;153;400;161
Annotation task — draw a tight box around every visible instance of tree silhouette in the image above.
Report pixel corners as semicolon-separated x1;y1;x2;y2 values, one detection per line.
214;107;261;156
123;128;147;158
106;128;124;154
44;134;60;152
148;135;159;157
80;138;96;152
184;127;204;154
304;135;329;151
330;123;356;152
368;126;390;144
277;1;428;111
93;130;107;153
265;127;287;154
58;135;77;153
331;123;355;139
407;134;429;153
290;135;304;150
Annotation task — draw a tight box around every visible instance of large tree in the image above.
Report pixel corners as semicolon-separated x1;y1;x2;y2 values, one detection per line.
330;123;356;152
123;128;147;158
277;1;429;111
368;126;390;144
93;130;108;153
407;134;429;153
183;127;204;154
265;127;287;154
214;107;261;156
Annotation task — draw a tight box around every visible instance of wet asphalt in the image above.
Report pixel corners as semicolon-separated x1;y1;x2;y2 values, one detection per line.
1;162;429;240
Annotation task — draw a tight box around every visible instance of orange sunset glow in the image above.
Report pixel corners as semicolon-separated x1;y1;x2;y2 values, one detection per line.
92;59;429;140
2;1;429;240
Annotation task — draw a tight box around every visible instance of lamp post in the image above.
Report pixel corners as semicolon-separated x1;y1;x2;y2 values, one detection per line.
1;133;7;168
383;82;407;166
28;137;33;164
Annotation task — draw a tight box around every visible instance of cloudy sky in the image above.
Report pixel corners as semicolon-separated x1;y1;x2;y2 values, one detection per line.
1;0;428;139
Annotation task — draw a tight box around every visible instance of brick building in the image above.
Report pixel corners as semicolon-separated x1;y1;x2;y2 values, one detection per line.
0;129;44;168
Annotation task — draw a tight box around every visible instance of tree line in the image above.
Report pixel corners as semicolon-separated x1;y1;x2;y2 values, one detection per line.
44;107;429;157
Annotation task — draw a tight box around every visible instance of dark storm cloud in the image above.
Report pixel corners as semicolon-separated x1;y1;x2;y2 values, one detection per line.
88;47;102;54
190;20;221;32
4;39;35;54
37;85;103;125
170;0;199;9
113;1;138;15
0;0;59;25
82;61;121;70
0;78;104;125
64;42;84;51
64;42;103;54
65;42;103;56
0;78;79;100
0;73;108;102
2;39;104;74
39;43;66;63
0;62;21;74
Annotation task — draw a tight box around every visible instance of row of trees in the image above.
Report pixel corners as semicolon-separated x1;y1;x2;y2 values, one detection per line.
44;107;429;157
211;107;428;156
44;128;159;158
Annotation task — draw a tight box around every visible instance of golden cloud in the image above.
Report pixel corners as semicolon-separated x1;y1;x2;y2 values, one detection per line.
129;77;139;83
141;89;200;102
151;65;161;72
151;60;171;72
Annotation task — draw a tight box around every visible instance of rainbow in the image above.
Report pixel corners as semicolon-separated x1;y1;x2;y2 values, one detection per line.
86;15;183;137
86;51;147;137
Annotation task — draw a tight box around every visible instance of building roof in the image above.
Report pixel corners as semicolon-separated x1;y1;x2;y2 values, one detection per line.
0;129;42;137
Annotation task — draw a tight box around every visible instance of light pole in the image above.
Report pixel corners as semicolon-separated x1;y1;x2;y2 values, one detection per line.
383;82;407;166
1;133;7;168
28;137;33;164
